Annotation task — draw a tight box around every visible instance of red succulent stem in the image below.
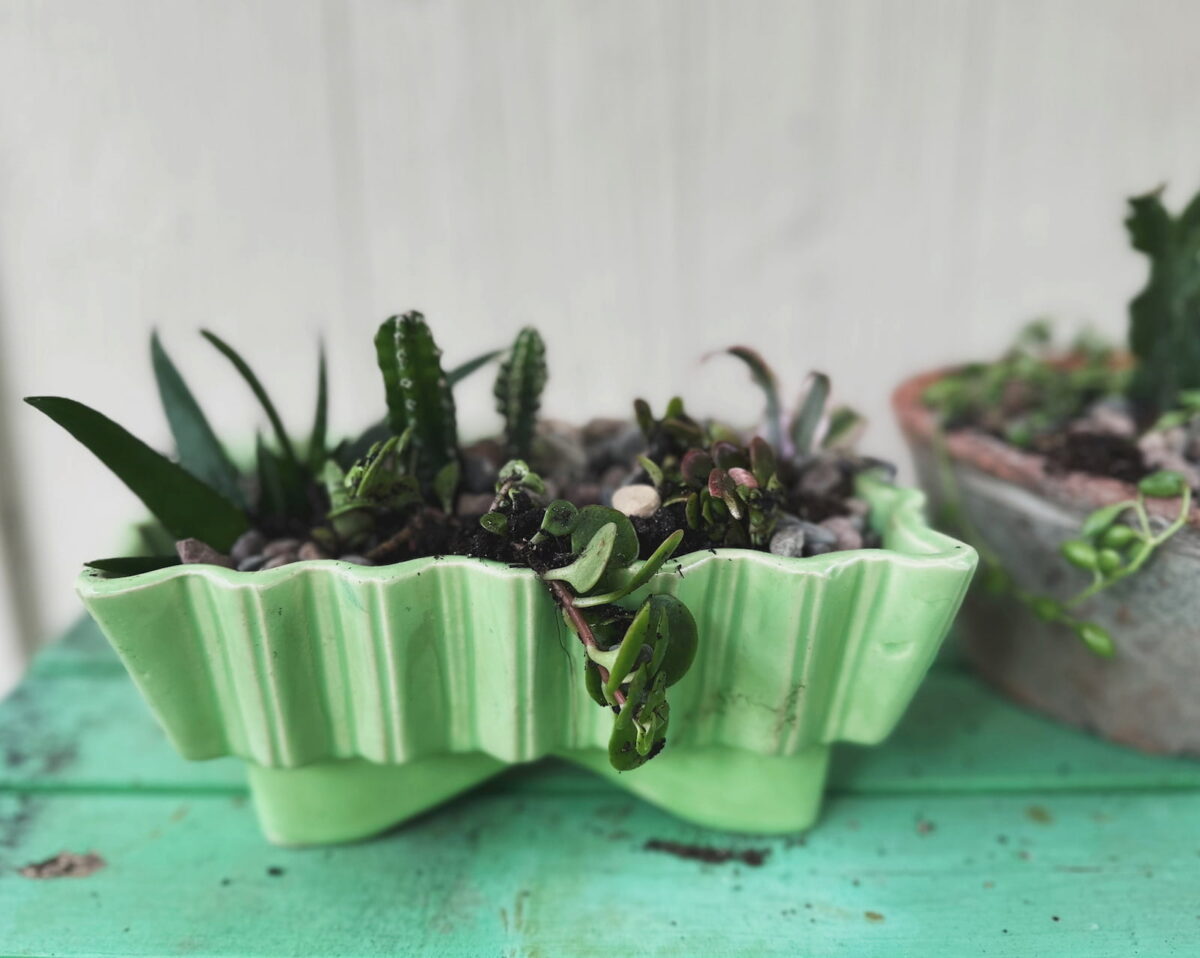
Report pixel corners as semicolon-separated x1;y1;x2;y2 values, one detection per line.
545;578;627;708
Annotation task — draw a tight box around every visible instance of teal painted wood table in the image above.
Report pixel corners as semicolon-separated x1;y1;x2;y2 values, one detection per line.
2;617;1199;956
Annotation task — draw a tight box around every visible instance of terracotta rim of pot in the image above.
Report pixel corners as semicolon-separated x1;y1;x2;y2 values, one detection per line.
892;367;1200;530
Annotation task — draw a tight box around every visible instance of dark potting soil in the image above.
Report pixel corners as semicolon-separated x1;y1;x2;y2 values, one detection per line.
1040;432;1149;485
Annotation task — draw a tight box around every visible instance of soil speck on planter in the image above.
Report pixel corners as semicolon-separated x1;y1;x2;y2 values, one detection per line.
19;850;106;879
267;866;285;877
915;818;936;835
643;838;770;867
865;911;885;923
1026;805;1054;824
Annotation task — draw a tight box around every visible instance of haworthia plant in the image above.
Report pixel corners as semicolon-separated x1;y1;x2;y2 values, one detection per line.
25;396;249;551
495;327;548;460
150;332;245;509
374;313;460;486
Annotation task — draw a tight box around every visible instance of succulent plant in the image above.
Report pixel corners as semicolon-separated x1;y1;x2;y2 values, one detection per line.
494;327;548;460
478;461;697;771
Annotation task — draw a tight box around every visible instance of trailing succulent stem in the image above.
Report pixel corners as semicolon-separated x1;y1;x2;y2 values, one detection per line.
494;327;548;460
479;461;698;771
374;312;460;489
930;423;1190;657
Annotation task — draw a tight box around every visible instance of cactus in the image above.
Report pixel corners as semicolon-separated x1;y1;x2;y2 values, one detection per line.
374;313;460;487
1126;188;1200;418
494;327;547;459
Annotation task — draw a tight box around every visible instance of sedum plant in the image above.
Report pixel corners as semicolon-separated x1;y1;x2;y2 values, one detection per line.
478;462;696;770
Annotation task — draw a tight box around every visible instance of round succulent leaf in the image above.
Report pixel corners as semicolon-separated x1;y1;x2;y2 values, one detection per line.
710;440;748;470
479;512;509;537
681;449;716;487
544;521;617;592
648;593;698;687
1081;501;1130;539
1077;621;1115;658
1097;548;1123;574
1060;539;1098;571
571;505;639;570
540;499;579;537
1138;470;1186;498
1101;524;1137;549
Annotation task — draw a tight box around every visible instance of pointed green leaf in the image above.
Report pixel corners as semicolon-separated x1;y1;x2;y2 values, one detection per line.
25;397;248;551
150;332;245;508
202;330;299;466
790;371;830;457
447;348;504;386
1081;501;1131;539
85;555;181;576
719;346;782;450
307;344;328;472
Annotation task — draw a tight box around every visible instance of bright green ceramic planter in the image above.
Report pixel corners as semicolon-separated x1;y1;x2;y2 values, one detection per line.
77;474;975;845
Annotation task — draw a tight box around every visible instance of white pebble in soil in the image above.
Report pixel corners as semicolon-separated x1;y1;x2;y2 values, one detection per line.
611;484;661;519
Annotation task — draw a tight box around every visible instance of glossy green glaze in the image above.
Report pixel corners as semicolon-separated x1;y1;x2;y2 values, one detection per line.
77;475;975;844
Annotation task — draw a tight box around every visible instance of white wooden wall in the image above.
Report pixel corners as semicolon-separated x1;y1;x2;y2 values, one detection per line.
2;0;1199;694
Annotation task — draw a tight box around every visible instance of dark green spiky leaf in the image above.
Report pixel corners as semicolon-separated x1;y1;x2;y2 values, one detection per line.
25;397;248;551
721;346;782;449
307;345;328;472
822;405;865;450
495;327;548;460
447;348;504;387
338;418;390;469
150;332;245;509
790;372;830;457
85;555;181;576
201;330;299;467
374;313;459;485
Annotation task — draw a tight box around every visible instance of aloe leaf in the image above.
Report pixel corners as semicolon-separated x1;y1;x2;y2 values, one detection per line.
543;522;617;593
721;346;782;450
255;433;287;519
338;418;390;469
790;371;830;457
150;332;245;509
85;555;181;576
307;344;328;472
447;348;504;387
573;530;684;608
202;330;299;466
25;397;249;551
374;313;459;485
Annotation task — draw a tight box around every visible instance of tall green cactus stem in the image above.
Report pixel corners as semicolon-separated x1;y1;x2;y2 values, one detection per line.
374;313;460;487
495;327;548;460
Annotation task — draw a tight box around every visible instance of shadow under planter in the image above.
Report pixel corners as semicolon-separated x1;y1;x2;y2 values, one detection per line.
895;370;1200;757
78;474;975;845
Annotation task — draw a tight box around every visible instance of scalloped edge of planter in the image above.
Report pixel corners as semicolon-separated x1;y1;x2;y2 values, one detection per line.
894;370;1200;756
78;473;975;844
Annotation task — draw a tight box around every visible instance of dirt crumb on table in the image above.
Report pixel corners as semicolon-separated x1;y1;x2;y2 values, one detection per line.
643;838;770;867
19;850;106;879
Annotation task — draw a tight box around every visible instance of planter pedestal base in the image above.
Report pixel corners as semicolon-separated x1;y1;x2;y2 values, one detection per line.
248;746;831;845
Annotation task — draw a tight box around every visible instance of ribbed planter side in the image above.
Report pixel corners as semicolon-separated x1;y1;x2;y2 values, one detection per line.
894;370;1200;756
79;474;975;842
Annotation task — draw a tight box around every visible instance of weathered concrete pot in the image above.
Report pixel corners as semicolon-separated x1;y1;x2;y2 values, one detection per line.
894;369;1200;756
